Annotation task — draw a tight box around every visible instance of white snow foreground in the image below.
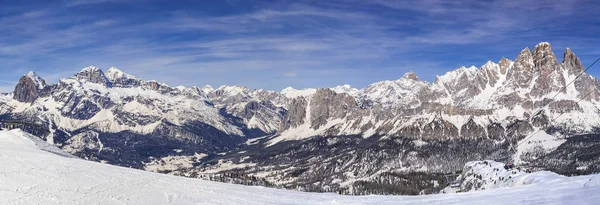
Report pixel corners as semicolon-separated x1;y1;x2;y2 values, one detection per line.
1;130;599;205
442;160;600;195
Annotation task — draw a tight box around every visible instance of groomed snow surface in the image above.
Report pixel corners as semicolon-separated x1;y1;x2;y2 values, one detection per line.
1;130;599;205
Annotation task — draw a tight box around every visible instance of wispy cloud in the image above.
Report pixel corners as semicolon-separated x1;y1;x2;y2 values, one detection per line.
283;72;297;77
0;0;598;92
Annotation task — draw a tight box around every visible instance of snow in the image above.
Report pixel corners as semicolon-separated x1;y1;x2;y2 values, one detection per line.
201;85;215;94
80;66;101;73
281;87;317;98
361;74;427;106
515;129;566;163
1;130;600;204
216;85;249;96
31;77;245;136
105;66;137;81
536;42;551;47
25;71;47;90
584;175;600;187
331;84;360;97
267;118;345;146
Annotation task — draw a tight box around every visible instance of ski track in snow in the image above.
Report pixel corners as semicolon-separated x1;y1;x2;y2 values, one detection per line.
1;129;600;204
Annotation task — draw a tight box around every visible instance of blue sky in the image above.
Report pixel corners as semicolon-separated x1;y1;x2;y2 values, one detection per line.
1;0;599;92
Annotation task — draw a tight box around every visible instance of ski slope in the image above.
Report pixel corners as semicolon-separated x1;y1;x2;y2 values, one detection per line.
0;129;599;205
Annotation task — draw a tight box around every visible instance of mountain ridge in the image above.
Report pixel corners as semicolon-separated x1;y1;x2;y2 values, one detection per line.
1;42;599;194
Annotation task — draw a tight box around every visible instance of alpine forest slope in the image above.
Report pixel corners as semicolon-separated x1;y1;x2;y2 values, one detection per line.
2;129;600;205
1;42;599;195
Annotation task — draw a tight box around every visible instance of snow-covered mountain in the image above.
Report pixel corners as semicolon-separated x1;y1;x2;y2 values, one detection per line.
268;42;600;145
1;129;599;204
0;66;287;168
182;42;600;194
1;42;599;195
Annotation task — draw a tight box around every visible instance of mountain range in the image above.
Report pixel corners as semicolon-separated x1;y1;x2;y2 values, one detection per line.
1;42;599;194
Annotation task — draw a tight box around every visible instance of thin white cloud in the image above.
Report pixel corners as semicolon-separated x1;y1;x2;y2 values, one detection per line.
0;0;598;91
283;72;297;77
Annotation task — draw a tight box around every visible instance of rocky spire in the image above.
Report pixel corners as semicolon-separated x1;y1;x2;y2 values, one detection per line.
515;47;534;70
562;48;585;75
498;57;513;75
532;42;559;71
506;47;534;88
401;71;419;81
530;42;566;97
480;61;499;86
75;66;112;87
13;71;47;103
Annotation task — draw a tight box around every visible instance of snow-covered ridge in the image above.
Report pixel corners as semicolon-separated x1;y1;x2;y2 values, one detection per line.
105;66;137;80
281;87;317;98
2;130;599;205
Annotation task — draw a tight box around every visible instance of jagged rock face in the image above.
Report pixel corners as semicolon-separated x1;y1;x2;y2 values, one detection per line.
486;123;505;140
563;48;585;75
507;48;535;89
530;43;566;97
532;42;559;70
573;74;600;101
75;67;112;87
309;89;357;129
362;72;427;106
281;97;307;130
106;67;143;87
481;61;500;87
421;117;459;140
498;57;512;75
506;120;534;140
13;71;48;103
13;76;41;103
206;86;286;134
460;118;486;139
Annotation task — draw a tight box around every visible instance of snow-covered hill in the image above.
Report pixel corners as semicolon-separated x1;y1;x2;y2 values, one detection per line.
1;129;599;205
441;160;588;194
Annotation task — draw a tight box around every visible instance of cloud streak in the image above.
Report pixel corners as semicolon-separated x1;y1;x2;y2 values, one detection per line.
0;0;598;92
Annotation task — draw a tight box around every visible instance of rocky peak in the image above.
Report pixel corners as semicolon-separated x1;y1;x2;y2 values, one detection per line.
143;80;170;92
480;61;500;86
75;66;112;87
530;42;566;97
25;71;47;90
401;71;419;81
562;48;585;75
213;85;250;97
498;57;513;75
515;47;533;69
331;84;360;98
105;67;142;87
309;89;357;129
106;67;135;80
13;71;47;103
532;42;559;71
201;85;215;94
507;47;534;88
281;87;317;98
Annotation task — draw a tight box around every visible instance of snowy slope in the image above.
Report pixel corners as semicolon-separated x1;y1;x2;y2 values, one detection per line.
441;160;599;194
1;130;600;205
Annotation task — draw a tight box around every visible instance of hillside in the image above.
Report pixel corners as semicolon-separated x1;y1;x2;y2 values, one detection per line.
1;129;599;204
